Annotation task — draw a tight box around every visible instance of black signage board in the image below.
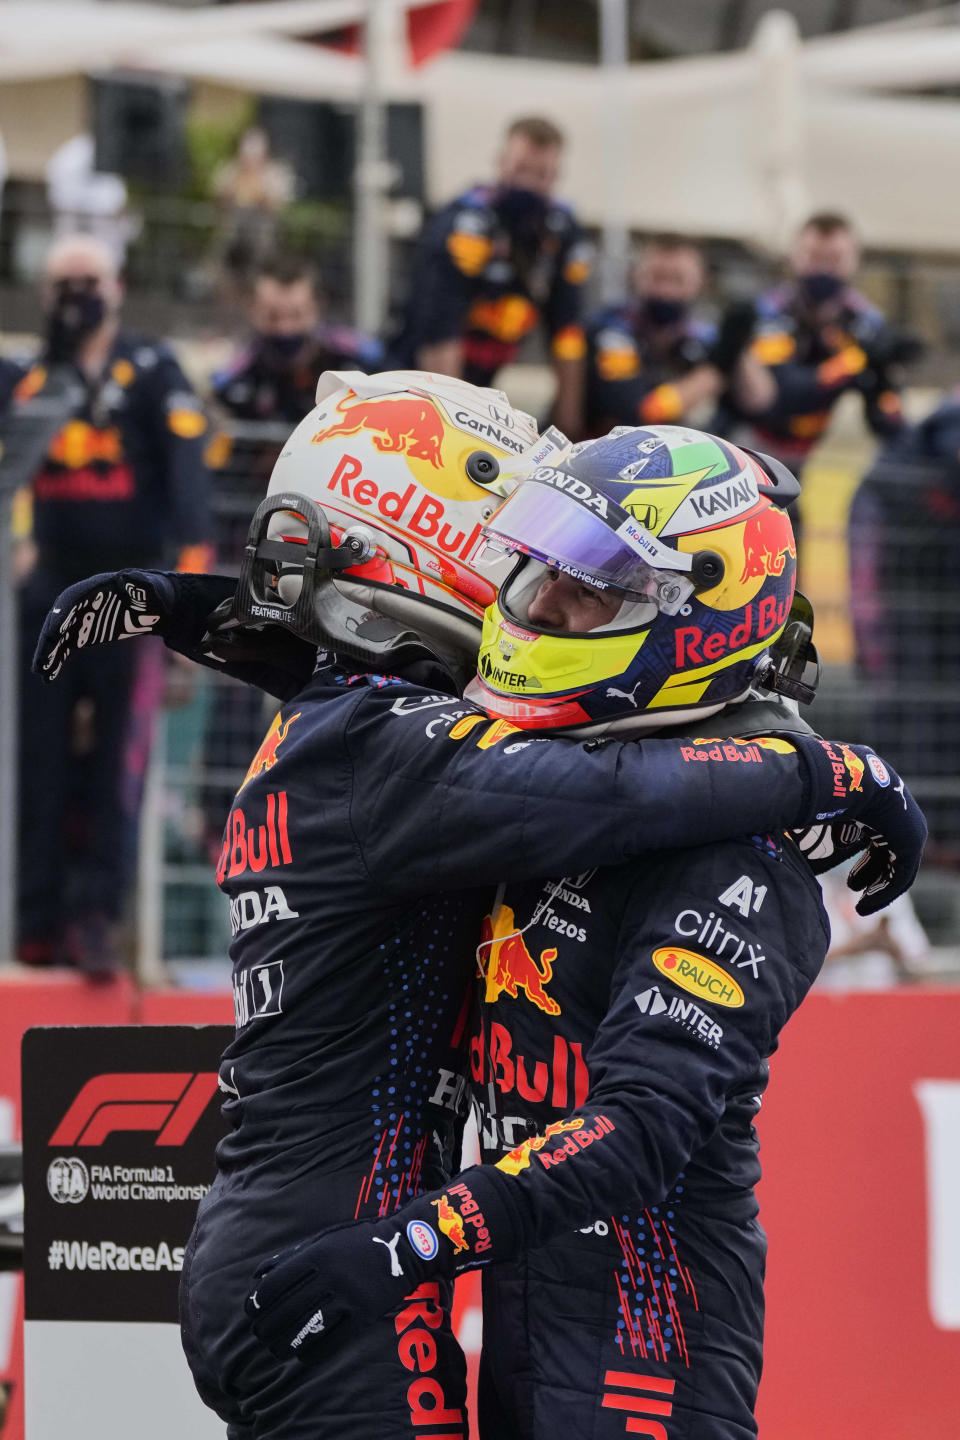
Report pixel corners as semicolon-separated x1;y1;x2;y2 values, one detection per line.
22;1026;231;1323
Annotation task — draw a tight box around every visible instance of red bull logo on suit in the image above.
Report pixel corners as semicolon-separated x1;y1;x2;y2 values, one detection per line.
239;712;301;792
481;906;561;1015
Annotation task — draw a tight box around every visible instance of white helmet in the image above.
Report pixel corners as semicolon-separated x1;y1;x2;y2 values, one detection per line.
236;370;568;671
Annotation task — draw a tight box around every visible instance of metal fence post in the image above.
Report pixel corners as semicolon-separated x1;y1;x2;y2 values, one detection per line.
135;711;166;986
354;0;392;334
0;491;17;964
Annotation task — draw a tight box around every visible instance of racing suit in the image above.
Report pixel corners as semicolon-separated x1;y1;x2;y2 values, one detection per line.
742;284;905;470
849;393;960;865
11;338;211;964
390;185;590;387
179;668;833;1440
584;304;717;435
469;704;828;1440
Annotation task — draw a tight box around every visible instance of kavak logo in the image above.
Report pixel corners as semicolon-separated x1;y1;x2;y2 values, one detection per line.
651;947;745;1008
49;1072;220;1147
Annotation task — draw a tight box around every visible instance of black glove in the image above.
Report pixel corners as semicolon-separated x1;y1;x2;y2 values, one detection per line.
32;569;236;683
247;1168;517;1364
32;568;458;701
791;738;927;915
860;326;924;374
708;300;757;377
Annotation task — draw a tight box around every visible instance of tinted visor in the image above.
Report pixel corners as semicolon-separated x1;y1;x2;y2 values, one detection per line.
480;479;695;615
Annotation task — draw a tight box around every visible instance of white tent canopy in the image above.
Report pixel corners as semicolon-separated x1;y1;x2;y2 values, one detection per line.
0;2;958;252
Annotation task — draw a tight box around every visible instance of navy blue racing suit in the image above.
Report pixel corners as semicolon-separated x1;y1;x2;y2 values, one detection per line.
584;304;717;436
742;284;904;470
389;184;590;387
11;338;211;962
179;667;828;1440
466;710;828;1439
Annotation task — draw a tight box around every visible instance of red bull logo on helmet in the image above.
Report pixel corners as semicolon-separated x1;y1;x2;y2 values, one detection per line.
481;905;560;1015
313;394;445;468
239;711;301;792
739;506;797;583
326;453;485;566
674;594;792;669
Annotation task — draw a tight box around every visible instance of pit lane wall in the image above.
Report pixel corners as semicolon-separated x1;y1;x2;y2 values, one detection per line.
0;977;957;1440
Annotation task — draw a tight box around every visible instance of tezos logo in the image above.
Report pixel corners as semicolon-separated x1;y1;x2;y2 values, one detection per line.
867;753;890;787
406;1220;439;1261
47;1156;89;1204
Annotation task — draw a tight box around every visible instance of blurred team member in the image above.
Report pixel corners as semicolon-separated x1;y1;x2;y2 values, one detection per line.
212;256;383;424
586;235;773;435
390;117;591;435
849;387;960;867
208;257;382;856
9;233;212;975
213;126;295;292
743;213;915;469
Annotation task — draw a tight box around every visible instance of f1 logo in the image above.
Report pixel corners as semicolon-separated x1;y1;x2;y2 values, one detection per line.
49;1072;219;1147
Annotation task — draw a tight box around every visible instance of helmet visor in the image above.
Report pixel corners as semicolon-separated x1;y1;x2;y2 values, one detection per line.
479;479;695;615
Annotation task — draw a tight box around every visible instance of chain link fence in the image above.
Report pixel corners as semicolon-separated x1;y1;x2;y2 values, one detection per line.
145;422;289;971
802;451;960;946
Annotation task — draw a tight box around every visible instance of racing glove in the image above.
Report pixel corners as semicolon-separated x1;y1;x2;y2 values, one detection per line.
32;568;451;699
788;738;926;915
247;1167;520;1364
32;569;236;683
31;568;317;699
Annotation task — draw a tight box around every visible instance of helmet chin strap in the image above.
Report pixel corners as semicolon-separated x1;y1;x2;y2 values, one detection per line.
337;580;482;693
233;491;483;686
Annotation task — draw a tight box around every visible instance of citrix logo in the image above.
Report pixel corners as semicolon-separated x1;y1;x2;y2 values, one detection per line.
49;1073;219;1147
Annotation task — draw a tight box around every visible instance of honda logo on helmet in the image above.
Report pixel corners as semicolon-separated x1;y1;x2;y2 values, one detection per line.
628;504;658;530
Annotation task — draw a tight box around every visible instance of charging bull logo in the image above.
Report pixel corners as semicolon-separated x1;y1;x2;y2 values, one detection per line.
239;711;301;792
839;743;865;792
48;420;124;469
481;905;561;1016
313;395;445;468
739;506;797;583
432;1194;469;1254
496;1117;585;1176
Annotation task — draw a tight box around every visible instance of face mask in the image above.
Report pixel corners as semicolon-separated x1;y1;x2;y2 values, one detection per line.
495;187;549;238
45;284;107;363
260;333;309;362
642;296;688;328
798;272;845;307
